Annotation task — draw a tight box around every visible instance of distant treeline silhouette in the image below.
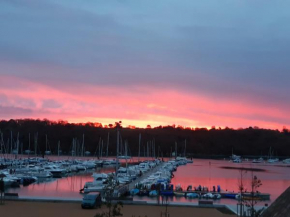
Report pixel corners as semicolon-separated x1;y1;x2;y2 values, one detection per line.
0;119;290;158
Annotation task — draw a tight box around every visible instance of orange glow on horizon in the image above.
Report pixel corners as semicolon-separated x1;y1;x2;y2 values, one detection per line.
0;74;289;131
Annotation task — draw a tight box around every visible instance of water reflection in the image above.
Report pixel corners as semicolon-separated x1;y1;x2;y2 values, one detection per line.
7;159;290;205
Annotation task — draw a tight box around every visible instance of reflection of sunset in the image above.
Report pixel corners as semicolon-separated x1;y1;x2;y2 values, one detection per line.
8;167;116;198
0;75;288;130
170;159;290;201
7;159;290;204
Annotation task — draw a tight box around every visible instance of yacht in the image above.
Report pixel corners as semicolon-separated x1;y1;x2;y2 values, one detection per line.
84;173;108;188
43;165;67;177
118;155;131;160
283;158;290;164
267;158;279;163
233;158;242;163
252;158;264;163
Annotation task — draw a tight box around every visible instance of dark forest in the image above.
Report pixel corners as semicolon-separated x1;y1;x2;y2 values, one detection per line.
0;119;290;158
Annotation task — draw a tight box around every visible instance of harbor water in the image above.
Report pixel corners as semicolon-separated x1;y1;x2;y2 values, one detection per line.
6;158;290;205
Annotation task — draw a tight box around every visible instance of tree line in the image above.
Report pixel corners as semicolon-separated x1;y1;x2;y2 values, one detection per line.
0;119;290;158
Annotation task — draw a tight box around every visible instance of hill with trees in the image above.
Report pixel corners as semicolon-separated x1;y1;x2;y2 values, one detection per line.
0;119;290;158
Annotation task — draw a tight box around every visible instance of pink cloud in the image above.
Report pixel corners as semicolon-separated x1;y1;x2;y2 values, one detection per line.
0;74;288;130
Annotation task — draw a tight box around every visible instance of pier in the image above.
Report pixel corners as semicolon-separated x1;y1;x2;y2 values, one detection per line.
128;161;166;191
115;161;166;195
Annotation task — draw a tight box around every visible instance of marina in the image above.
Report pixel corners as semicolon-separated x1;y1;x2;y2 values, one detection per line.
2;0;290;216
1;156;290;207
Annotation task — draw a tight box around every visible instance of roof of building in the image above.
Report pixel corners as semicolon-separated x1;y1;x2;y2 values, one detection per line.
261;186;290;217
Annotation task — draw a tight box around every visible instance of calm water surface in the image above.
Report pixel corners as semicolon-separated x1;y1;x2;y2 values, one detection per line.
7;158;290;205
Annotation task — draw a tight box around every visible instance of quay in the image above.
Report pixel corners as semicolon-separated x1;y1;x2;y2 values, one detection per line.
0;200;236;217
177;191;270;200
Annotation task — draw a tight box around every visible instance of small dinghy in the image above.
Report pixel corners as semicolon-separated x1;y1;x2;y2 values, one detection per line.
149;190;158;197
130;188;139;195
186;192;199;198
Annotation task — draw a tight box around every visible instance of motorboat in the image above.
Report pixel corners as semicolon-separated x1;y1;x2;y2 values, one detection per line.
118;155;131;160
233;158;242;163
202;193;221;199
186;192;199;198
83;185;104;193
174;191;185;197
85;173;108;188
29;170;52;178
252;158;264;163
43;165;67;176
267;158;279;163
130;188;139;195
82;161;96;169
283;158;290;164
149;190;158;197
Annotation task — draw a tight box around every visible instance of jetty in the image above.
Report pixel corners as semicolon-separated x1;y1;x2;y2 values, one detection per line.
114;161;166;196
128;161;165;190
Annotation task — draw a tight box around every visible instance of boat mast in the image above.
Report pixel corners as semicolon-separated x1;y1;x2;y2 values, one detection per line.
152;140;154;158
71;138;74;157
101;140;103;158
138;133;141;162
58;140;60;156
0;131;3;156
57;140;60;156
116;127;120;179
106;132;109;157
98;137;101;158
34;132;38;156
184;139;186;157
125;140;128;169
175;141;177;159
46;134;47;153
28;133;30;157
81;134;84;157
153;138;155;159
16;132;19;159
10;131;13;155
147;141;149;158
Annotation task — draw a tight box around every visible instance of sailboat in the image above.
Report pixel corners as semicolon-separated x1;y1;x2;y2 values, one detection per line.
267;147;279;163
24;133;31;155
117;132;131;160
45;135;51;155
118;141;131;159
12;132;19;156
57;140;62;156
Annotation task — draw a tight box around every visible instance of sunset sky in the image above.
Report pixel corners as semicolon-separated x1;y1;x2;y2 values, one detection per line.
0;0;290;129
